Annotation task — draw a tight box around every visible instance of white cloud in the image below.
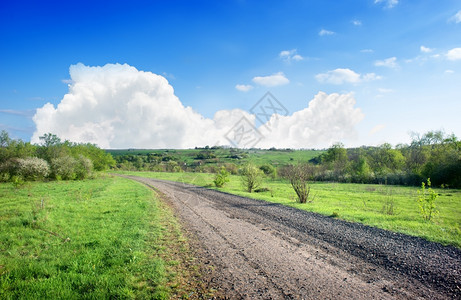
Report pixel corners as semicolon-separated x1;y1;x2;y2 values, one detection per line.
352;20;362;26
235;84;253;92
361;49;374;53
420;46;433;53
315;68;381;85
319;29;335;36
374;57;399;69
449;10;461;23
257;92;364;149
374;0;398;8
32;63;363;149
445;69;455;74
377;88;394;93
252;72;289;87
369;124;386;136
279;49;304;62
446;48;461;61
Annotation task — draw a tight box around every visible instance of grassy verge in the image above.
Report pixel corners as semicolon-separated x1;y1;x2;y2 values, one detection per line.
116;171;461;248
0;175;200;299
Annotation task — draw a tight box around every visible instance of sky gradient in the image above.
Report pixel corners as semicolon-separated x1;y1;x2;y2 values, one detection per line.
1;0;460;148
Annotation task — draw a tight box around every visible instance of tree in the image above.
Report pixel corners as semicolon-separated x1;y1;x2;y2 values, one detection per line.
240;163;263;193
279;163;316;203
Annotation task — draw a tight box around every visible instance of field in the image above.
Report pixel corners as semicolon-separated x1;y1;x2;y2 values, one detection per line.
0;175;201;299
107;148;323;166
117;171;461;248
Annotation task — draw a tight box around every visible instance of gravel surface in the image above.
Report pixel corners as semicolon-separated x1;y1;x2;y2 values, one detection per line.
123;175;461;299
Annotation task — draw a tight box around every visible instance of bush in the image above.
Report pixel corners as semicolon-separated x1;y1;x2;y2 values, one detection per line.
17;157;50;181
260;164;276;179
75;155;93;179
213;166;230;188
240;163;263;193
417;178;438;221
51;156;77;180
279;163;315;203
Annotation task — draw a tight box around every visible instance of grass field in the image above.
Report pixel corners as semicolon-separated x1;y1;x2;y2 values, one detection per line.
0;175;201;299
107;148;323;166
117;171;461;248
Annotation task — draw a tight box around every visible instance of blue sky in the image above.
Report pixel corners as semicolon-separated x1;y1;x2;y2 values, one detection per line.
1;0;460;148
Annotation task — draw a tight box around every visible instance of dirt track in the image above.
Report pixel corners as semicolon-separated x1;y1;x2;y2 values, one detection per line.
123;175;461;299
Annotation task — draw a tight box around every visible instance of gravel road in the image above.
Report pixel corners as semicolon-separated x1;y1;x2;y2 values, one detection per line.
122;175;461;299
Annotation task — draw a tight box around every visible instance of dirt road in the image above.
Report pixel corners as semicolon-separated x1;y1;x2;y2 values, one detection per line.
123;175;461;299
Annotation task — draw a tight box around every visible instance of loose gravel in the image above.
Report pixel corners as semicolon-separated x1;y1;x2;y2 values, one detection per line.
123;175;461;299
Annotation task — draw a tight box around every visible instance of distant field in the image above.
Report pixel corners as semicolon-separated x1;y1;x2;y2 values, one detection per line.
107;148;323;166
118;171;461;248
0;176;199;299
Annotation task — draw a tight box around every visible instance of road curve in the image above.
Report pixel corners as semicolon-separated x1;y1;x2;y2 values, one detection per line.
122;175;461;299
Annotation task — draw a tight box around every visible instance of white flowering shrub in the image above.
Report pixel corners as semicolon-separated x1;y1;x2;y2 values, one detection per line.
16;157;50;181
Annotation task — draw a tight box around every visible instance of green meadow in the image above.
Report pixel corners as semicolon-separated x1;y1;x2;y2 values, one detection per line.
0;175;201;299
118;171;461;248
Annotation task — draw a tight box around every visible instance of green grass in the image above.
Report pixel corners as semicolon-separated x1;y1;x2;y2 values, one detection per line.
107;148;323;166
117;171;461;248
0;175;197;299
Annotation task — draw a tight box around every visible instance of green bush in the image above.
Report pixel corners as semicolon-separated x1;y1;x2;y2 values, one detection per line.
17;157;50;181
240;163;263;193
417;178;438;221
213;167;230;188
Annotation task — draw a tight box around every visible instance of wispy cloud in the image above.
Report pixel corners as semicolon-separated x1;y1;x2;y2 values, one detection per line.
315;68;381;85
235;84;253;92
375;57;399;69
374;0;398;9
279;49;304;63
252;72;289;87
420;46;433;53
0;109;35;117
449;10;461;23
352;19;362;26
370;124;386;135
446;48;461;61
319;29;335;36
361;49;374;53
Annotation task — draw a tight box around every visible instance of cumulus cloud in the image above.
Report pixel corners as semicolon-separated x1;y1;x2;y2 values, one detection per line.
252;72;289;87
374;57;399;69
374;0;398;8
257;92;364;149
32;63;363;149
279;49;304;62
449;10;461;23
319;29;335;36
446;48;461;61
315;68;381;85
235;84;253;92
420;46;433;53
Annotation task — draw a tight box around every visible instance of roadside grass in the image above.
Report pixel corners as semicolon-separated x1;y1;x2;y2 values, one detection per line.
117;171;461;248
0;175;199;299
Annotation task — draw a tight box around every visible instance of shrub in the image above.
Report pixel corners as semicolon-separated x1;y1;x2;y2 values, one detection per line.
240;163;263;193
260;164;276;179
417;178;438;221
213;166;230;188
75;155;93;179
16;157;50;181
279;163;315;203
51;156;78;180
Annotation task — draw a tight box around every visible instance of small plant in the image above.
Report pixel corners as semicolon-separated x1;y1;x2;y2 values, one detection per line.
417;178;438;221
213;166;230;188
240;163;263;193
382;187;395;215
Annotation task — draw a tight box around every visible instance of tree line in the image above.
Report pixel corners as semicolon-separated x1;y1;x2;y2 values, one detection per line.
0;131;115;183
309;131;461;188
